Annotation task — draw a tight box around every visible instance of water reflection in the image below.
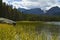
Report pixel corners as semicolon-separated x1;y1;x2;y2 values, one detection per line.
46;22;60;25
35;23;60;40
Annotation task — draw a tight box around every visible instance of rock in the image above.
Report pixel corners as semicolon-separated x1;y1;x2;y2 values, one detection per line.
0;18;16;26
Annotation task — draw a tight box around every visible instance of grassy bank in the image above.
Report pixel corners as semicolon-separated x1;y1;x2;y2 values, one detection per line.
0;21;60;40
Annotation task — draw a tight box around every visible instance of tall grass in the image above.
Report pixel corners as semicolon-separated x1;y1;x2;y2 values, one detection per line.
0;21;60;40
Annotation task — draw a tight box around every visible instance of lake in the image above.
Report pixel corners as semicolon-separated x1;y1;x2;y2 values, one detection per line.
46;22;60;25
32;21;60;40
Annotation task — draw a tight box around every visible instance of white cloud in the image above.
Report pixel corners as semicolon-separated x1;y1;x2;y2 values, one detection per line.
11;1;29;9
2;0;60;10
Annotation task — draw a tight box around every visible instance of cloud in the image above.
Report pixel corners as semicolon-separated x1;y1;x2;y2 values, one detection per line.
2;0;60;10
14;0;22;1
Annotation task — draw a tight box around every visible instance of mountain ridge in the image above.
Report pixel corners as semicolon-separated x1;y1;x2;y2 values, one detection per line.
18;8;44;14
18;6;60;15
46;6;60;15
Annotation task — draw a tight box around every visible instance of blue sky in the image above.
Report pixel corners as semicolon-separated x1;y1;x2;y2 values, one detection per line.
2;0;60;10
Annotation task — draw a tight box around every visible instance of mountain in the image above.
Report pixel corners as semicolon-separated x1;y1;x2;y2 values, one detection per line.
18;6;60;15
18;8;44;14
46;6;60;16
18;8;27;12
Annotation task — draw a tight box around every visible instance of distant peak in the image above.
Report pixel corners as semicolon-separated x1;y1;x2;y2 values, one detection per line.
29;8;41;10
47;6;60;11
52;6;60;8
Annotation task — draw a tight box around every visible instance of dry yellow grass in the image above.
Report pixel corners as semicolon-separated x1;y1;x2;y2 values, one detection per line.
0;24;13;28
0;24;16;40
0;22;60;40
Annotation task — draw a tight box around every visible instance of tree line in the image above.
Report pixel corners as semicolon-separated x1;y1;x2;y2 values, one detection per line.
1;3;60;21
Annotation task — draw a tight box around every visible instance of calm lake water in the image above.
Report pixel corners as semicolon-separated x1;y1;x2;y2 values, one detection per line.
46;22;60;25
35;22;60;40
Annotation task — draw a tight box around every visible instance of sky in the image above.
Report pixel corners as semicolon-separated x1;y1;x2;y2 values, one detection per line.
2;0;60;10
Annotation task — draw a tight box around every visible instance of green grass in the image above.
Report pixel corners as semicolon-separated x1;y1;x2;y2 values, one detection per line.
0;21;60;40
